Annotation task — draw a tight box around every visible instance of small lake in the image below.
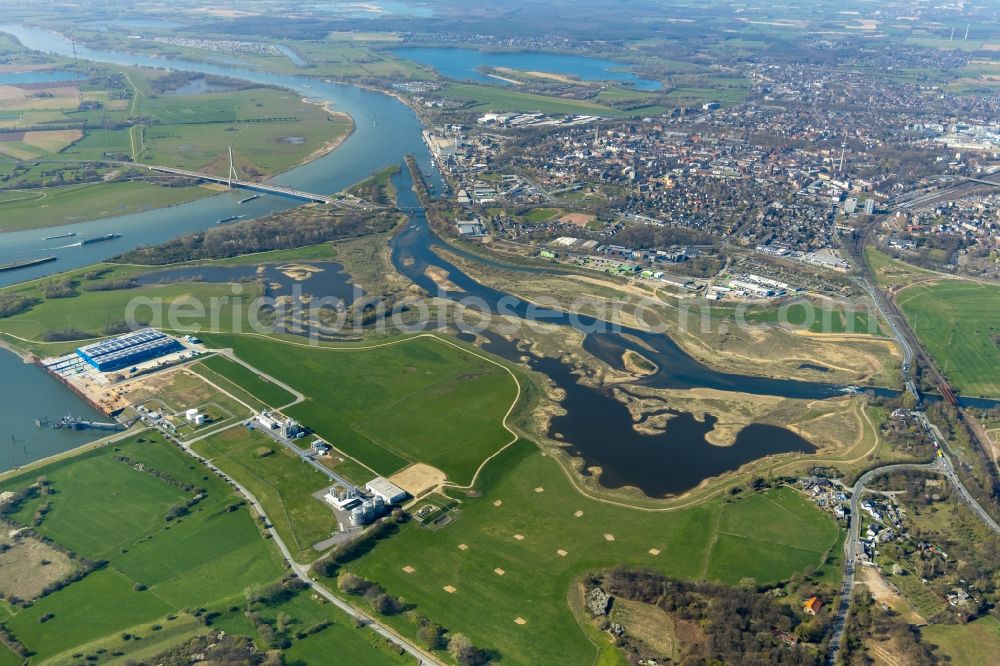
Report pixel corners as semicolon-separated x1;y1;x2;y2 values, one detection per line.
0;350;108;473
0;69;80;85
393;47;662;91
306;1;434;18
136;261;363;303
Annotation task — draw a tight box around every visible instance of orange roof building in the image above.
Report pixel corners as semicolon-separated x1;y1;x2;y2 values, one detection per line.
803;596;823;615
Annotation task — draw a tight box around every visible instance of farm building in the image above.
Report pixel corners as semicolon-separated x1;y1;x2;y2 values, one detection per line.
76;329;183;372
365;477;409;505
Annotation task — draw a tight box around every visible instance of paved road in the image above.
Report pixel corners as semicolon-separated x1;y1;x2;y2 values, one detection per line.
827;234;1000;664
157;427;440;665
826;460;943;665
916;413;1000;534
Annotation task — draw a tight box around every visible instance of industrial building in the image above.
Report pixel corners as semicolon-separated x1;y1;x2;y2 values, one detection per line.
76;329;183;372
365;477;409;505
255;411;304;439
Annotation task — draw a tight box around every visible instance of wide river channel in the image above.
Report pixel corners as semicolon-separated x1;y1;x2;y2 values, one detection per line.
1;26;990;494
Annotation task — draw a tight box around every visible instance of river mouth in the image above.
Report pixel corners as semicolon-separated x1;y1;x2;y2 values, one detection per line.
461;329;815;497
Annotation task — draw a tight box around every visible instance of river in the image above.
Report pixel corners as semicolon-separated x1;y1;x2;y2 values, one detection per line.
0;23;444;288
0;25;975;495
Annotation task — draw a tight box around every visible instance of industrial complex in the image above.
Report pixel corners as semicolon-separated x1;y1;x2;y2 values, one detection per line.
76;328;185;372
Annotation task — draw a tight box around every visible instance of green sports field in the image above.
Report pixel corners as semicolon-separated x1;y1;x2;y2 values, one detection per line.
342;440;840;664
201;334;520;485
896;280;1000;398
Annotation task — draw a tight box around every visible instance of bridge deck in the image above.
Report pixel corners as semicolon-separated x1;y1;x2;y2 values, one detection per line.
145;165;334;204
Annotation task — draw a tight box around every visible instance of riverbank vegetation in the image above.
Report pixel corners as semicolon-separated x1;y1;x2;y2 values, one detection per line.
110;205;401;265
432;244;901;387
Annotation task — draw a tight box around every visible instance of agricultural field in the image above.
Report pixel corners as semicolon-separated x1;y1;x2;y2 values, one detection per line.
0;64;350;229
0;432;409;664
134;86;352;178
0;434;283;661
200;333;520;486
896;280;1000;398
130;36;429;80
340;440;840;664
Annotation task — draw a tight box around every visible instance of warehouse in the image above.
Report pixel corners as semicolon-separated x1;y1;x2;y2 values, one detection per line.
76;329;183;372
365;477;409;505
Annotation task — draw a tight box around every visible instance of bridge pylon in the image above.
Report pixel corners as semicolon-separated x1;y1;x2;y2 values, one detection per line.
227;145;239;188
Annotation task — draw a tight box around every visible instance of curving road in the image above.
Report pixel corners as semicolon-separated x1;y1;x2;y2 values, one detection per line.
157;425;441;665
826;459;943;665
828;228;1000;664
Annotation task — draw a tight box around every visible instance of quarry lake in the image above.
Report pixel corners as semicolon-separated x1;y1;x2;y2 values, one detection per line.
392;47;663;90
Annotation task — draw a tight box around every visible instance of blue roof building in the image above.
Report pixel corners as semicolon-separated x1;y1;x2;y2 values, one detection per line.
76;329;183;372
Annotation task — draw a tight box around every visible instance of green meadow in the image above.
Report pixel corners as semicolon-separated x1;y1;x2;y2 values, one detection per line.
923;615;1000;665
201;334;520;485
896;280;1000;398
0;66;350;230
438;83;625;116
191;427;337;563
196;354;297;408
0;181;210;233
341;440;840;664
865;247;937;288
0;432;408;664
0;278;262;345
0;434;284;660
135;87;352;178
